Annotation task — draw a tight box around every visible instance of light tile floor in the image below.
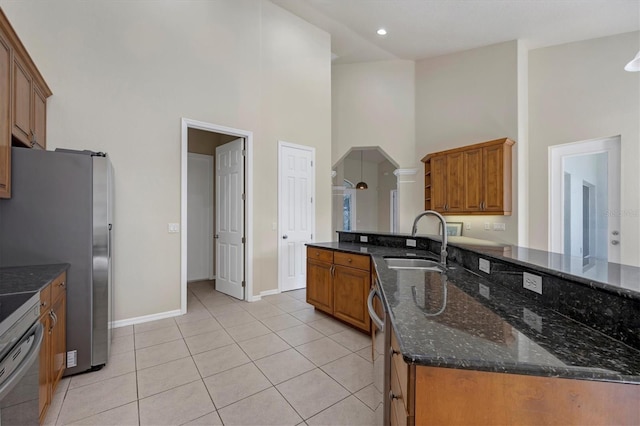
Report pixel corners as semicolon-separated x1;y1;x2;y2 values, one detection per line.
45;282;380;425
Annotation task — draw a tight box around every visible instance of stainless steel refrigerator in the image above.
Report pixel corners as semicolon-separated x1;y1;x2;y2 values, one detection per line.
0;147;113;376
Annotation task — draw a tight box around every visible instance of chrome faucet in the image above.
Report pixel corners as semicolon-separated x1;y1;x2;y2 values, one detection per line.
411;210;448;267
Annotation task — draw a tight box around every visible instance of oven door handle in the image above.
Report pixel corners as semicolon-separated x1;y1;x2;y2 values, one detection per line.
367;285;384;332
0;322;43;401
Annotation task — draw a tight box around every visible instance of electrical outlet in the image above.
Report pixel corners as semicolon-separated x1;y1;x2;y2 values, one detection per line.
406;239;416;247
479;258;491;274
360;247;368;253
360;235;368;243
523;272;543;294
465;223;471;230
484;223;491;230
479;283;490;299
523;307;543;332
168;223;180;233
493;223;506;231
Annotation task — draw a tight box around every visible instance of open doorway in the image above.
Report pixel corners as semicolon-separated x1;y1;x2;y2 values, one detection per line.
331;147;399;236
181;119;254;313
550;136;620;264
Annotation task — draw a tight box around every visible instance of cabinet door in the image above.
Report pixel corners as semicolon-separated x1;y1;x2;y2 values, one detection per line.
38;312;50;423
12;57;31;146
445;152;465;213
464;148;483;211
33;83;46;149
51;294;66;386
306;258;333;314
430;155;447;212
0;31;10;198
333;265;370;332
483;144;508;212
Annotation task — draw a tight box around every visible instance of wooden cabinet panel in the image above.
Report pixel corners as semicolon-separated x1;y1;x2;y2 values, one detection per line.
33;83;46;149
415;366;640;426
307;247;333;263
12;56;31;146
0;31;9;199
484;143;511;213
445;152;465;212
333;265;370;331
463;147;483;211
306;257;333;314
38;312;50;423
51;295;66;385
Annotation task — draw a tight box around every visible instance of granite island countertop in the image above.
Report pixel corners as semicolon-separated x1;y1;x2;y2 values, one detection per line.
0;264;70;295
307;242;640;385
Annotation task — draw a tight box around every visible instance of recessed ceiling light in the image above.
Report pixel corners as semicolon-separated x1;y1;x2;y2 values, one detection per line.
377;28;387;36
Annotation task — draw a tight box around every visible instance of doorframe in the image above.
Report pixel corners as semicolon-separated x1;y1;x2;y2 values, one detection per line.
548;135;620;257
181;118;254;313
277;141;316;294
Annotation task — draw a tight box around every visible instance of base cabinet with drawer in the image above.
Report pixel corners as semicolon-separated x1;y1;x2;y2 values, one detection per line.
38;271;66;424
388;327;640;426
306;246;371;333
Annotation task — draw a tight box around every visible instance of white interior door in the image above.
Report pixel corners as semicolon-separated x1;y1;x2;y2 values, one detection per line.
279;142;315;292
187;153;214;281
550;136;621;263
216;138;245;300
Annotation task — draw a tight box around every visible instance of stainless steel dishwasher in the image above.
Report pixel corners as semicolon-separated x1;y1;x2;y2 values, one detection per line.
0;292;44;425
368;274;390;426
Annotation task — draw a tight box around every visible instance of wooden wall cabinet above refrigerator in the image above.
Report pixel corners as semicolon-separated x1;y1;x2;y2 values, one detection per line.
0;8;52;199
422;138;515;216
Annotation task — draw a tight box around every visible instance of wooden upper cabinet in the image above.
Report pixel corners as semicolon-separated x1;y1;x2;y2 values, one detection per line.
0;8;52;198
0;29;10;198
422;138;514;216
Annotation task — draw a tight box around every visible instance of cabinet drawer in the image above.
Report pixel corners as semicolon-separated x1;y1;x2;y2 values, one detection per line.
334;251;370;271
307;247;333;263
50;271;66;303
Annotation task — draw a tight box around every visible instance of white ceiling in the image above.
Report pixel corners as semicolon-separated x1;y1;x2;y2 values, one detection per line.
271;0;640;64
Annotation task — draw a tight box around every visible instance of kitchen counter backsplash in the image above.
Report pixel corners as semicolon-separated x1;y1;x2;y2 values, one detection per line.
337;231;640;350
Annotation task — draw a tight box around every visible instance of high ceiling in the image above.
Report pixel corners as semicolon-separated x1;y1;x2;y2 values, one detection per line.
271;0;640;64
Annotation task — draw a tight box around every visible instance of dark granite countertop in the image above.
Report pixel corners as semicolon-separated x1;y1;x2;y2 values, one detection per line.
307;242;640;384
0;264;70;295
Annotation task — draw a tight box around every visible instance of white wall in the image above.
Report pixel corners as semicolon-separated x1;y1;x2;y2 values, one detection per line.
415;41;520;242
529;31;640;266
1;0;331;320
343;157;378;231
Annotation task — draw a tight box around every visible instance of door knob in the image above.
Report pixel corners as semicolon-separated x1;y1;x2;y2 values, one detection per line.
214;235;219;239
282;235;288;239
611;240;619;245
612;231;619;236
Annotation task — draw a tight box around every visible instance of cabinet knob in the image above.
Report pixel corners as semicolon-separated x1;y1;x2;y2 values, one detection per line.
347;258;352;263
40;301;46;308
390;346;399;356
389;390;399;401
59;281;65;288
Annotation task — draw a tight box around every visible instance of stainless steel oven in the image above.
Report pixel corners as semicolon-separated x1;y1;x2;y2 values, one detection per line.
368;274;389;426
0;293;43;425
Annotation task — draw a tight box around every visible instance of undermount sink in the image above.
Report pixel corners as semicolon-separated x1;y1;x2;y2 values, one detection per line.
384;257;445;272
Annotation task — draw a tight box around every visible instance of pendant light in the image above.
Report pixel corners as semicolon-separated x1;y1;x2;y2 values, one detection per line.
625;50;640;72
356;150;368;190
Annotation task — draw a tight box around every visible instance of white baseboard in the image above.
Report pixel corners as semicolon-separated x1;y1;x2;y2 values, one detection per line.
247;288;280;302
111;309;182;328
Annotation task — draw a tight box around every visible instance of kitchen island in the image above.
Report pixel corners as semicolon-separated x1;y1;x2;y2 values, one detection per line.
306;240;639;425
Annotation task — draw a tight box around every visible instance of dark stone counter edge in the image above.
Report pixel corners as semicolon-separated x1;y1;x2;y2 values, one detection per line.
306;242;640;385
0;263;71;295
